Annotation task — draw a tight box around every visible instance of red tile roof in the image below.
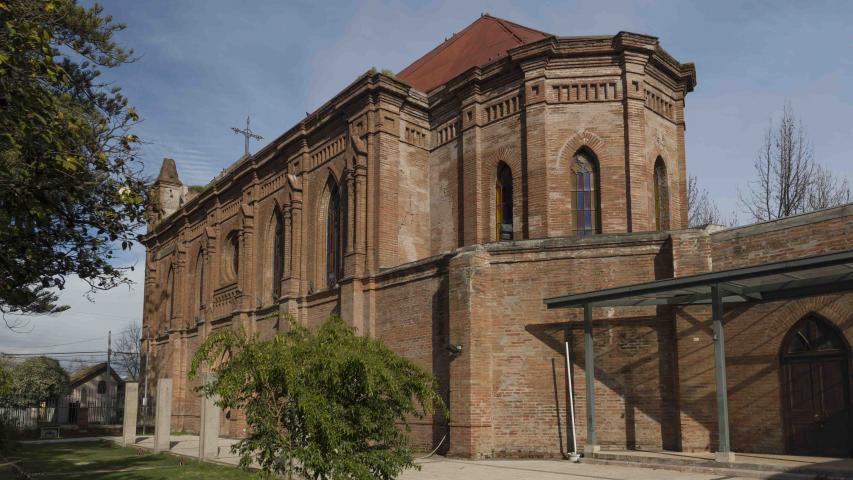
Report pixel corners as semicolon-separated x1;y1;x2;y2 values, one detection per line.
397;14;550;93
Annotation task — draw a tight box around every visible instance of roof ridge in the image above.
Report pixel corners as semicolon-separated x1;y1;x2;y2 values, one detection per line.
397;14;550;92
494;16;524;43
491;14;550;39
398;15;493;80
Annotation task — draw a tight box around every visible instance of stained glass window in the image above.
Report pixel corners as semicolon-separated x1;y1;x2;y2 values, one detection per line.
571;151;600;236
496;162;514;240
272;209;283;299
326;183;341;288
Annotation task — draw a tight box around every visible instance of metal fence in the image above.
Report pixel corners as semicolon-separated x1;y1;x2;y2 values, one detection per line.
0;396;123;431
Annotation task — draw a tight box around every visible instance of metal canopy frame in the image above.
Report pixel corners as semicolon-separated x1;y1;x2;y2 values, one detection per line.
545;250;853;309
543;249;853;462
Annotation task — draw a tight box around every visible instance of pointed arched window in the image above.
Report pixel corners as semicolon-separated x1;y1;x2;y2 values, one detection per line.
496;162;514;240
230;234;240;277
223;231;240;284
783;314;846;355
326;183;342;288
654;157;669;231
164;266;175;329
571;149;600;236
272;208;283;299
194;251;205;316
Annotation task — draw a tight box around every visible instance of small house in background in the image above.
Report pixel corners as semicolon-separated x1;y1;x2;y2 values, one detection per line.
58;363;125;426
69;362;124;403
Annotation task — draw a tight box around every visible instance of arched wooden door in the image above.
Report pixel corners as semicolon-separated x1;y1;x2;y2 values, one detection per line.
781;314;851;456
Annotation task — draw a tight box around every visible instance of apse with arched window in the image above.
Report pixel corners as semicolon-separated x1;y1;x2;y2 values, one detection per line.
271;208;284;300
571;149;600;236
496;162;514;240
780;314;850;456
653;158;669;231
326;183;342;288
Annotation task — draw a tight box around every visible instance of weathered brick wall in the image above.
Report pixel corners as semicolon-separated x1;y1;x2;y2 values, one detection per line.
711;204;853;270
544;102;628;237
443;234;679;457
673;206;853;453
727;295;853;453
429;133;460;254
643;106;685;231
397;138;431;262
304;291;339;330
371;256;451;451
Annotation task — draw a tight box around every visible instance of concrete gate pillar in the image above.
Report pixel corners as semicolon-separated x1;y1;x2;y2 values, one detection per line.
122;382;139;446
153;378;172;453
198;375;221;459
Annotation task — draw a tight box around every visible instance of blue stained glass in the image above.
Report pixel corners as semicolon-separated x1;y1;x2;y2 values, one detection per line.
583;172;590;190
584;209;592;227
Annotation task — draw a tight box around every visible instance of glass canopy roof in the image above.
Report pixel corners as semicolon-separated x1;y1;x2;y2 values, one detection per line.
544;250;853;309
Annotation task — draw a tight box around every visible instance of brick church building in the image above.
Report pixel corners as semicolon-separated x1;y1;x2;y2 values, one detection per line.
141;15;852;459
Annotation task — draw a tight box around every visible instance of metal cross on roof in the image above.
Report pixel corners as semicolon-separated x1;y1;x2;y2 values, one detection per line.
231;115;264;156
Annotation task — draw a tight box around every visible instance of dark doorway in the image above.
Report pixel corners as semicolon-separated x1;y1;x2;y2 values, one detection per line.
781;314;851;457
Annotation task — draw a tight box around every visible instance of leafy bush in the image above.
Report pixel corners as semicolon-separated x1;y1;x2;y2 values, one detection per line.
3;356;68;407
190;316;444;480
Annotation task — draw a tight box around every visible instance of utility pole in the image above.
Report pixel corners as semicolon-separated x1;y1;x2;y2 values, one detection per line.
107;330;112;391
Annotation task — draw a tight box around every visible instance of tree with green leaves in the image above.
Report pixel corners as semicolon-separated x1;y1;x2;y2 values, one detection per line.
1;356;69;406
0;0;147;322
0;358;11;397
190;316;445;480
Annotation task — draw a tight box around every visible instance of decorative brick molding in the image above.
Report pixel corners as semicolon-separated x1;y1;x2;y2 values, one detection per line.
556;130;606;167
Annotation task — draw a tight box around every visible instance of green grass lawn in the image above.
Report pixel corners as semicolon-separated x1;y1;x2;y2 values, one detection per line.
0;441;255;479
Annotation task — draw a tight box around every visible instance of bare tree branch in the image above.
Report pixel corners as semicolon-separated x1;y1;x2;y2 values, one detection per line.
113;321;141;381
739;103;849;222
809;163;851;211
687;175;722;227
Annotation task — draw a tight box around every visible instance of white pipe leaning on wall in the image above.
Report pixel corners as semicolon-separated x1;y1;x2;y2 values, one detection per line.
565;340;579;459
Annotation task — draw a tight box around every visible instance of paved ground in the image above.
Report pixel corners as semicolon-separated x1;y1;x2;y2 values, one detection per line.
400;457;752;480
100;435;756;479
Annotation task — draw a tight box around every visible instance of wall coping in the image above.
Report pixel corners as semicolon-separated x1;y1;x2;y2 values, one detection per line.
711;203;853;242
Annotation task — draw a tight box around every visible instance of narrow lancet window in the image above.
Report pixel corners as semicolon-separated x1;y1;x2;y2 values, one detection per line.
654;157;669;231
571;150;600;236
496;162;514;240
272;209;283;299
326;183;341;288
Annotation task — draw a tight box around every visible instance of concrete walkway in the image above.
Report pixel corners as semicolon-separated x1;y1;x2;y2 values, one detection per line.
593;449;853;478
105;435;764;479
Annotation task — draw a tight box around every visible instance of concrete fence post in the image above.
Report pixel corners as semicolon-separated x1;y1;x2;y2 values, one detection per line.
198;374;221;459
153;378;172;453
122;382;139;446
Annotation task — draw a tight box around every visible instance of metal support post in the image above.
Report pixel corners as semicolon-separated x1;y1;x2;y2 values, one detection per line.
712;284;735;463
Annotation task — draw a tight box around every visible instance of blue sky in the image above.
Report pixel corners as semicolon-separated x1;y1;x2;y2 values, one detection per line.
2;0;851;356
